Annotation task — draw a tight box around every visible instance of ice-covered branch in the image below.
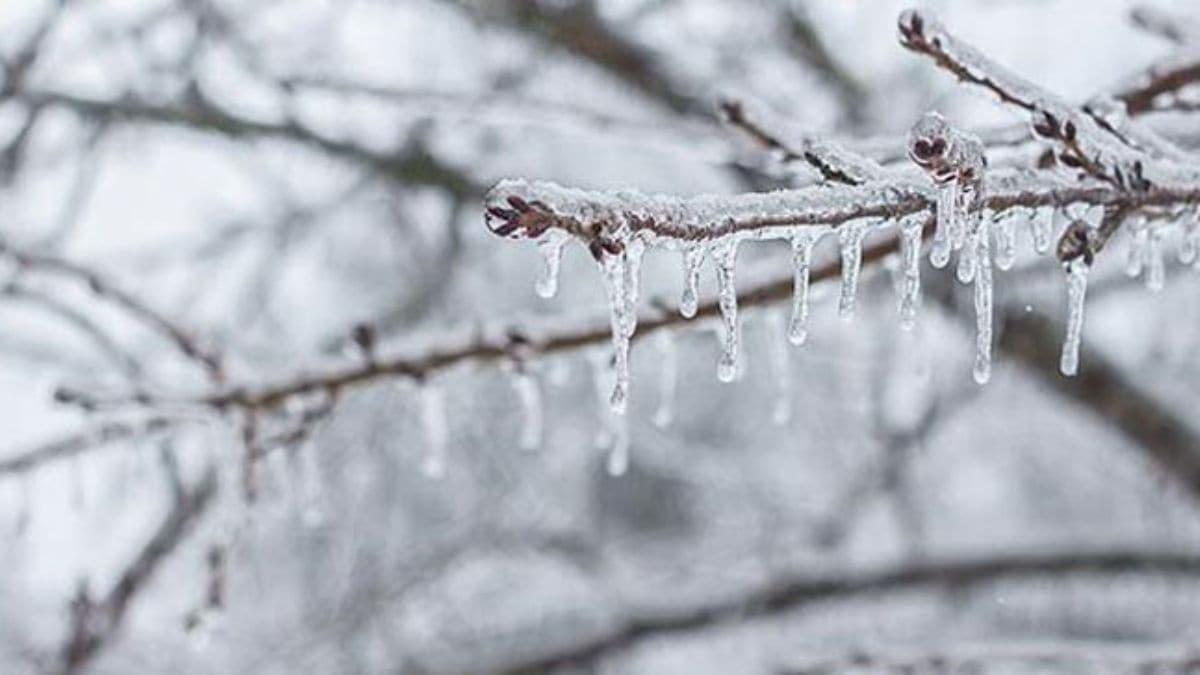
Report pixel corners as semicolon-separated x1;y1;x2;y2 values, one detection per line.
491;549;1200;675
0;418;179;477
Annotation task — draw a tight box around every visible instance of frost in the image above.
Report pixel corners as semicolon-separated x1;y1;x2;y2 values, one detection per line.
513;371;543;451
898;217;923;330
653;330;678;429
534;231;569;299
972;219;994;384
419;384;448;479
713;240;742;383
679;246;705;318
787;230;824;345
838;221;871;319
1060;257;1090;377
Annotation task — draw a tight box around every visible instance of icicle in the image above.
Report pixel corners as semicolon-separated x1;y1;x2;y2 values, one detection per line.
713;240;741;383
620;237;646;338
994;215;1017;271
679;246;705;318
652;330;677;429
898;217;923;330
972;219;994;384
930;183;955;268
534;232;568;299
955;231;977;284
787;230;821;345
600;252;632;414
838;222;869;319
607;413;630;476
419;384;448;478
513;371;543;451
1126;223;1148;278
765;311;792;425
546;357;572;387
1060;258;1090;377
1030;208;1053;256
1146;228;1166;293
296;442;326;529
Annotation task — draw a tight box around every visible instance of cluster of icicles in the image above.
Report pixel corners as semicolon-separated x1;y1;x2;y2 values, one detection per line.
463;177;1198;475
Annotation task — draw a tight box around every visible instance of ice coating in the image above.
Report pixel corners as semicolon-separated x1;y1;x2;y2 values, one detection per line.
1060;257;1090;377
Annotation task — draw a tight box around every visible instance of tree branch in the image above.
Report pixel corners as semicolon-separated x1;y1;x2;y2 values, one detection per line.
488;549;1200;675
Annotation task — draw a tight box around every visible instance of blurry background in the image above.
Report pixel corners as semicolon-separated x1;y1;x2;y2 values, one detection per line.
2;0;1200;673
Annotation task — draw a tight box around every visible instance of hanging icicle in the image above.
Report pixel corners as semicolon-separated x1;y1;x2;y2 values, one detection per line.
607;413;630;477
838;221;870;319
600;251;632;415
994;214;1017;271
1060;257;1090;377
679;245;705;318
534;231;569;299
1126;220;1148;278
898;217;923;330
653;330;678;429
788;230;823;345
1030;207;1053;256
419;383;448;478
513;371;543;451
713;239;741;383
972;219;994;384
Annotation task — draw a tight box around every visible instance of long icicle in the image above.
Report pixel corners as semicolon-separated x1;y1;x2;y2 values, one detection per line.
679;245;705;318
1060;257;1090;377
714;239;741;383
601;251;632;415
898;217;923;330
972;219;994;384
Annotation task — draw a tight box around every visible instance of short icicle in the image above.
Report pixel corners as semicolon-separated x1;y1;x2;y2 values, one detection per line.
838;221;870;319
1060;258;1090;377
653;330;678;429
713;239;741;383
534;231;568;299
513;371;543;451
788;230;821;345
679;245;705;319
994;215;1017;271
419;383;448;479
972;219;994;384
931;182;956;268
1030;208;1053;256
607;413;630;477
898;217;923;330
766;310;792;425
